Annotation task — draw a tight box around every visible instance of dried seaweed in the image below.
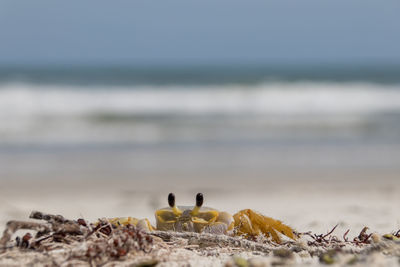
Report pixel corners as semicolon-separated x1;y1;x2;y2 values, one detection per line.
0;211;156;266
1;211;400;266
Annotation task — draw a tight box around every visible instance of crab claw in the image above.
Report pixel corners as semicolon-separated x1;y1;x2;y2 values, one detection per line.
233;209;296;243
136;218;155;231
202;211;235;235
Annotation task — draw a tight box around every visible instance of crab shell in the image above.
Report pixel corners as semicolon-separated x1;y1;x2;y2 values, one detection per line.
155;205;235;234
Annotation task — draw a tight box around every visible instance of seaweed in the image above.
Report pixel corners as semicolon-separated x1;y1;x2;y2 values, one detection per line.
1;211;400;266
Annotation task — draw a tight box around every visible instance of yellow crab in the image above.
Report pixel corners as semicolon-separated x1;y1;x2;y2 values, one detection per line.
108;193;296;243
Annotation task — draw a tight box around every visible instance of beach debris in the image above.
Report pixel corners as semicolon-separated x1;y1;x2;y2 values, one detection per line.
382;229;400;241
273;248;293;259
371;233;381;243
16;233;32;249
343;229;350;242
383;234;400;241
2;200;400;266
1;211;400;266
319;249;338;264
303;224;341;246
0;211;156;265
83;224;154;262
346;255;359;265
225;250;295;267
232;255;249;267
353;227;372;245
135;259;159;267
151;230;273;253
300;224;375;249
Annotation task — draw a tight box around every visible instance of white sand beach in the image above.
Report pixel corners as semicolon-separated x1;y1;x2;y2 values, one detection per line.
1;171;400;266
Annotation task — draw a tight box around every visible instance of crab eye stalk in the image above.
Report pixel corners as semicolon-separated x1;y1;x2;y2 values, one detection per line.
168;193;175;207
168;193;182;216
196;193;203;207
191;193;203;216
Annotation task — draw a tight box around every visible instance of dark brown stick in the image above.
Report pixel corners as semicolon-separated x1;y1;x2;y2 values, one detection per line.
29;211;74;224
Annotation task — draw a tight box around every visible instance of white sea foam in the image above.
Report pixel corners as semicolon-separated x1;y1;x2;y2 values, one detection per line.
1;81;400;116
0;81;399;144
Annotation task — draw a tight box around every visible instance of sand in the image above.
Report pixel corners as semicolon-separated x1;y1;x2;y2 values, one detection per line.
1;173;400;266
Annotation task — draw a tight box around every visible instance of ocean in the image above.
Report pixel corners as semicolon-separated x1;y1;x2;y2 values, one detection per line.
0;65;400;182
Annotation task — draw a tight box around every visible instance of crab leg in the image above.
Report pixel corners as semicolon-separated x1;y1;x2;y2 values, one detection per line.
107;217;154;231
233;209;296;243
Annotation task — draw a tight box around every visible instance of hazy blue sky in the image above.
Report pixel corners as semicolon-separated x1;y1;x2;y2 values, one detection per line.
0;0;399;65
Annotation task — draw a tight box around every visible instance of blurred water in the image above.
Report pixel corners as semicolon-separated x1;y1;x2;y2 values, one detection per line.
0;65;399;181
1;82;400;144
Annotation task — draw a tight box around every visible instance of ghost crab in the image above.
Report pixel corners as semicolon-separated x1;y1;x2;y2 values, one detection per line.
109;193;296;243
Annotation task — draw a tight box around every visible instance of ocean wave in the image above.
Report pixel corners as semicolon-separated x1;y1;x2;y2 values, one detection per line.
1;81;400;116
1;81;400;144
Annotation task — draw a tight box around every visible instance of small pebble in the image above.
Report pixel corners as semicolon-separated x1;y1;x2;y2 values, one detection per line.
371;233;381;243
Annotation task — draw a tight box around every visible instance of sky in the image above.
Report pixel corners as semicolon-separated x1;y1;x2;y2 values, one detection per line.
0;0;399;66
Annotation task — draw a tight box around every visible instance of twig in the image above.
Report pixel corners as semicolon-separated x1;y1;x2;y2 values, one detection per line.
33;234;53;245
323;224;338;240
343;229;350;242
394;229;400;237
306;224;339;245
30;211;74;224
